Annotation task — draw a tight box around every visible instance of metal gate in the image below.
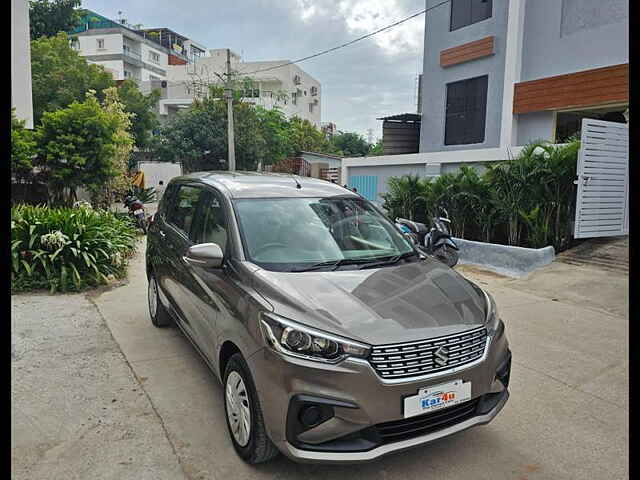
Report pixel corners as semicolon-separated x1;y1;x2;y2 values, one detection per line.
573;118;629;239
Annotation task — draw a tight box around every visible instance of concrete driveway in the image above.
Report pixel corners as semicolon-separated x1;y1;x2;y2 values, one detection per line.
87;241;629;480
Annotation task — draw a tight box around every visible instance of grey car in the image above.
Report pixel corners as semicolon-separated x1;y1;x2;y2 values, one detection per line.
145;172;511;464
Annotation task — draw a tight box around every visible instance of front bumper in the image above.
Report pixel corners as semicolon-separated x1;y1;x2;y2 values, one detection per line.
283;389;508;463
247;329;510;464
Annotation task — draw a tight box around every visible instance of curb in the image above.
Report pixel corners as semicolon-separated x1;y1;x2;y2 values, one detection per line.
452;237;555;278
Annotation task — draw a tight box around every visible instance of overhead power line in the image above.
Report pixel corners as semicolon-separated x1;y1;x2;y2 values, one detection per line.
239;0;450;76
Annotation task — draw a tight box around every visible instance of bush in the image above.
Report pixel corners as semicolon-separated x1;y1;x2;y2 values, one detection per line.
380;139;581;252
11;204;137;293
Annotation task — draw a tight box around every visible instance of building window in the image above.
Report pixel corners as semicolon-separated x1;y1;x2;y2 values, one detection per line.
97;38;105;49
149;51;160;63
310;86;318;96
444;75;488;145
70;38;80;50
124;70;131;78
555;106;628;143
309;103;314;113
450;0;492;31
292;92;297;105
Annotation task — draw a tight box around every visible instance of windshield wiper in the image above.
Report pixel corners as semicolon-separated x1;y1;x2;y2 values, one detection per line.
290;251;418;272
290;258;362;272
357;251;418;270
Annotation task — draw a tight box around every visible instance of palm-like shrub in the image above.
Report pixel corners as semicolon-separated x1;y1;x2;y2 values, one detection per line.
11;205;137;292
381;139;580;250
380;174;429;221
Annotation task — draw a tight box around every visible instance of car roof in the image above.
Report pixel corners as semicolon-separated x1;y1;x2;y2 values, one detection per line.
170;171;358;199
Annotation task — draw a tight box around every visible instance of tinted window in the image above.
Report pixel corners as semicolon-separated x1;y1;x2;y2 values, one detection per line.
192;191;229;252
444;75;488;145
166;185;203;239
450;0;492;31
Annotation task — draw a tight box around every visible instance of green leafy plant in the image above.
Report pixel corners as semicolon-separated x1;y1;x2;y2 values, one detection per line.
381;139;581;251
131;185;156;203
11;204;137;293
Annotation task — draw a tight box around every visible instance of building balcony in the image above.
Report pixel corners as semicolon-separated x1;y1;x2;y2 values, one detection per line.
123;48;142;61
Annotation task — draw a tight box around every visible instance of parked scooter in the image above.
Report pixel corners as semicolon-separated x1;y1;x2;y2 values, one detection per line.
423;207;458;267
395;218;429;246
124;195;148;234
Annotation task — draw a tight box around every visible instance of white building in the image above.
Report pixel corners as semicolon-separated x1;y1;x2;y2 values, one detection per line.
69;10;196;82
11;0;33;128
156;49;322;126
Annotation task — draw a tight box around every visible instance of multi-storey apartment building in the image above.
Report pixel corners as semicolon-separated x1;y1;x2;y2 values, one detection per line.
11;0;33;128
419;0;628;152
69;10;200;82
158;49;322;126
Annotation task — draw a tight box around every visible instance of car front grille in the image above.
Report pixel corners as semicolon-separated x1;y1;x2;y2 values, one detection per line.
368;327;488;380
374;398;479;444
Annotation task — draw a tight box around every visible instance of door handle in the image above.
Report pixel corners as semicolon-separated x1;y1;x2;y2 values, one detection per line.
583;176;591;186
159;230;166;238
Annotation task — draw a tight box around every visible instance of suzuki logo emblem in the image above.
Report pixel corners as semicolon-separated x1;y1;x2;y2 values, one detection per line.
435;346;449;366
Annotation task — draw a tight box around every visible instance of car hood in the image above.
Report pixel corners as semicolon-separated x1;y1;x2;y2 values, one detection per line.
250;258;487;346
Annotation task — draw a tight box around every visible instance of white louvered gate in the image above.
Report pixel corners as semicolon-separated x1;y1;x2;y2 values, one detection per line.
573;118;629;239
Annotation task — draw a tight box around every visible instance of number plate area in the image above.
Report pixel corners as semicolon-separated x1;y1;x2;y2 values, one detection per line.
403;379;471;418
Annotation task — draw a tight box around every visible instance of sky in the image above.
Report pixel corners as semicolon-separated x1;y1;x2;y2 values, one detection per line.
81;0;426;141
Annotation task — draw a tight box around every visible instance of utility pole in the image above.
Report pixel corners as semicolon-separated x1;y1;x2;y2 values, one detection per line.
224;48;236;171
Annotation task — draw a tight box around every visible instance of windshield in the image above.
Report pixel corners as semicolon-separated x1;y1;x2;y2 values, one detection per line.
233;196;415;271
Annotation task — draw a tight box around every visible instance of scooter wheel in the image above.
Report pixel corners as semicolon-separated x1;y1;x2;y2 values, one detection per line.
436;244;458;267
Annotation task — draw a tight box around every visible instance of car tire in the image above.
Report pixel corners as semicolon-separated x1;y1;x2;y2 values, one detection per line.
148;273;172;327
223;353;279;464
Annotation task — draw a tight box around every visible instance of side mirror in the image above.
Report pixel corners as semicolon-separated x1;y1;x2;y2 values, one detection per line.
184;243;224;268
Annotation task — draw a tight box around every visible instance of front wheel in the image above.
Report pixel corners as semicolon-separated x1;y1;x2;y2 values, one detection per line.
148;274;172;327
435;244;459;267
224;353;279;464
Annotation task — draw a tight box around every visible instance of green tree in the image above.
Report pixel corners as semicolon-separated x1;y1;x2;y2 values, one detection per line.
368;139;384;156
153;89;266;172
254;106;293;165
289;116;336;154
331;132;370;157
11;110;38;183
117;79;161;149
37;91;122;206
29;0;83;40
31;32;114;125
87;87;135;208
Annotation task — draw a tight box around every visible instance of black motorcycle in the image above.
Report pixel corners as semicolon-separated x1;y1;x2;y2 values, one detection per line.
423;208;458;267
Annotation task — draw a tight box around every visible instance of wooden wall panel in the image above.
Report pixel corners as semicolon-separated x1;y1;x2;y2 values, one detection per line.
513;64;628;114
440;36;494;68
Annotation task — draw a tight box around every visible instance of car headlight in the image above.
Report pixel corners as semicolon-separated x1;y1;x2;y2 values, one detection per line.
260;312;371;363
482;289;504;337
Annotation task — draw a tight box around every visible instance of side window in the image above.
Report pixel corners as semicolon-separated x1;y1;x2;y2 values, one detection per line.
158;184;177;215
166;185;203;240
192;191;229;252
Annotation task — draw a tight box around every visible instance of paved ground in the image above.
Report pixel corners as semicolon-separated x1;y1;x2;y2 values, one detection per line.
13;240;629;479
11;292;184;479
